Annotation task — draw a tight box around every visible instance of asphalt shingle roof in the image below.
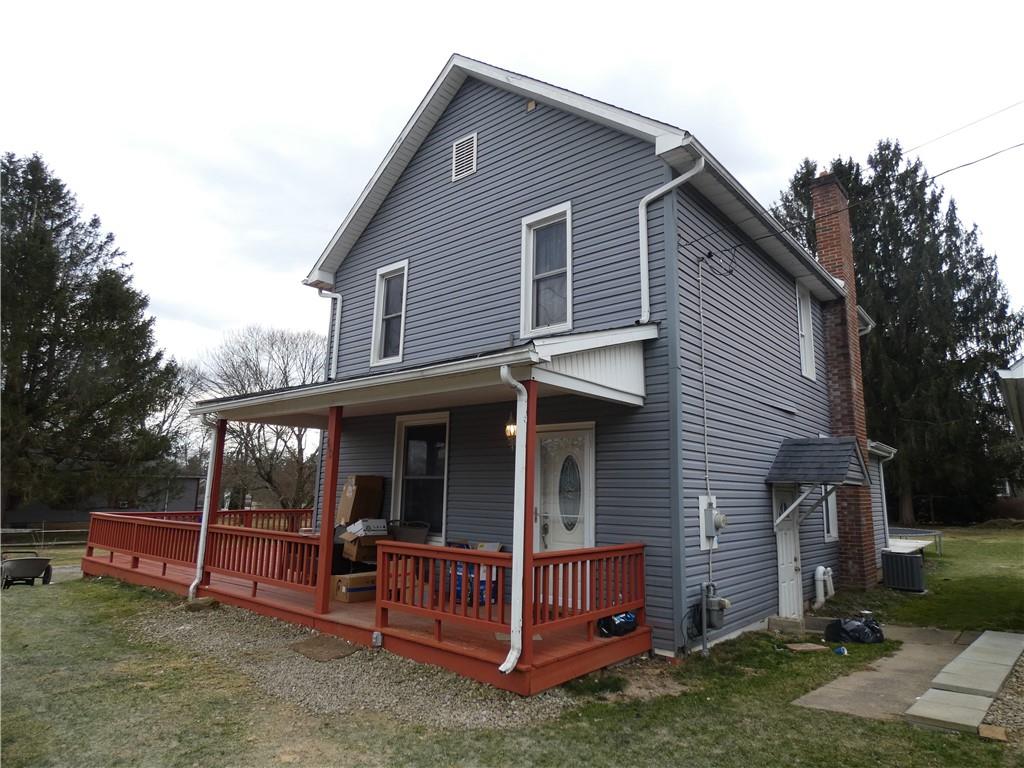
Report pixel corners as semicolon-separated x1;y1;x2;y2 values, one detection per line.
765;437;868;486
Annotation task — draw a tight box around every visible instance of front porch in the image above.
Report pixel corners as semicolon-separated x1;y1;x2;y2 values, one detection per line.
81;509;649;694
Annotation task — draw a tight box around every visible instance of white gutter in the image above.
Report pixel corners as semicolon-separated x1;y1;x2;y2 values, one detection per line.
318;289;343;379
188;423;225;600
498;364;528;674
638;155;706;323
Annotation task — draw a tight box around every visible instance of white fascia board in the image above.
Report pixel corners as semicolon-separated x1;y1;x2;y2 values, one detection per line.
306;56;469;285
306;54;687;286
867;440;898;459
530;323;659;359
858;306;877;336
660;135;846;303
455;55;683;142
190;347;540;418
531;368;644;407
303;270;336;290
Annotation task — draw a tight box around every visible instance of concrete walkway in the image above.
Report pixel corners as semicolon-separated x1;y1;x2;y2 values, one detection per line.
905;630;1024;733
793;626;970;721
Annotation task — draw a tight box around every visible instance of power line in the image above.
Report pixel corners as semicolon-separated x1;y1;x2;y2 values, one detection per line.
906;99;1024;153
679;138;1024;256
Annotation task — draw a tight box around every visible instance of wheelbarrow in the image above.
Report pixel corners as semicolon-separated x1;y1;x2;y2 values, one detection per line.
1;551;53;589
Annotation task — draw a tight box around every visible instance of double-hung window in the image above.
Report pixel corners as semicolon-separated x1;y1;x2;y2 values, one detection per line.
370;260;408;365
392;413;449;540
521;202;572;337
796;284;816;380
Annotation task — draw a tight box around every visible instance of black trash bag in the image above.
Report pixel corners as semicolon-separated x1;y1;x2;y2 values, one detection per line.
824;617;885;644
597;612;637;637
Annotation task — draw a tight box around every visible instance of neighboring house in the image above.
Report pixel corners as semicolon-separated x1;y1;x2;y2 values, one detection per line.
83;55;895;694
998;356;1024;437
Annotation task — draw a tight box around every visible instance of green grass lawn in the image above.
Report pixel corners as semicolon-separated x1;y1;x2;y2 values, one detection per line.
819;527;1024;631
3;572;1017;767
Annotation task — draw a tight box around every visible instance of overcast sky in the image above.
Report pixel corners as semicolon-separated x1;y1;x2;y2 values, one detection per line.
5;1;1022;363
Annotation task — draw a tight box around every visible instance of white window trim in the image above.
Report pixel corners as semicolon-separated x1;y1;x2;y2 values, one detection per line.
391;412;450;545
520;201;573;339
451;132;478;181
822;484;839;542
817;431;839;541
369;259;409;366
796;283;816;380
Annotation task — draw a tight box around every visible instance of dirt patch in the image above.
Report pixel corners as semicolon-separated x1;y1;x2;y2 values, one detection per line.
290;635;359;661
597;658;690;702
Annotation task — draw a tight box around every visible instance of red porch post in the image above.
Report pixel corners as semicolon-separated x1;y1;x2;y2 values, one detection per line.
315;405;343;614
521;380;538;667
202;418;228;587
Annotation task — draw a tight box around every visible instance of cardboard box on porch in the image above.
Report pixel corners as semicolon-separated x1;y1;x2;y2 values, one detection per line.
336;475;384;526
331;571;377;603
340;531;390;563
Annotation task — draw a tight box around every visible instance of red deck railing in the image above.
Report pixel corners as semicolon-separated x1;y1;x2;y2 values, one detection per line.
376;542;512;639
204;524;319;592
97;508;312;530
85;510;318;592
532;544;646;635
87;512;200;570
376;541;646;643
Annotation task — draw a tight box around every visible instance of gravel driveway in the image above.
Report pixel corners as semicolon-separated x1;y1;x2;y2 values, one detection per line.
127;602;574;730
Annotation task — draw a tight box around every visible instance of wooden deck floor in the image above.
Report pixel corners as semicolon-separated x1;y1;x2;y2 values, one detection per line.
82;551;652;695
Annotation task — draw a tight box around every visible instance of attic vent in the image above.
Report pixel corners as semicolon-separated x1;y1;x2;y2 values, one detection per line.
451;133;477;181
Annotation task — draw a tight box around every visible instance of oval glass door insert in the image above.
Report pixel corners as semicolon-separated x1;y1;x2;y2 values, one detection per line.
558;456;581;531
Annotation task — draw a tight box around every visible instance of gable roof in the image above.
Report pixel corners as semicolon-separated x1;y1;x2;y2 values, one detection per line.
765;437;869;486
305;54;846;303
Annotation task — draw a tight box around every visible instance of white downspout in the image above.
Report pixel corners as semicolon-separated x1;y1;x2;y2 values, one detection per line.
188;423;224;600
498;364;528;674
638;156;705;323
879;452;896;549
318;289;342;380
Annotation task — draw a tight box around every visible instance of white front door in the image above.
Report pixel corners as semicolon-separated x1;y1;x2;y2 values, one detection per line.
774;486;803;619
535;427;595;553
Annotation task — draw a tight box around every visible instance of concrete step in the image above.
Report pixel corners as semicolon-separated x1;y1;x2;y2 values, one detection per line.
931;630;1024;697
905;688;993;733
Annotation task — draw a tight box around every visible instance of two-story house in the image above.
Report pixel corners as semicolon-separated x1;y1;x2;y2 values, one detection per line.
83;55;896;695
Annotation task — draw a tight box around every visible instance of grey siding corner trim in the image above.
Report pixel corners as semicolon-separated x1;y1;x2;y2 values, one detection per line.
663;184;687;651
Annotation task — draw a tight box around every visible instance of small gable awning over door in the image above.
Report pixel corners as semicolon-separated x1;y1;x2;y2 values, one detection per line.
765;437;869;487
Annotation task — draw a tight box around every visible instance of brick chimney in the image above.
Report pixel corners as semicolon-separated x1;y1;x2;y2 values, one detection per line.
810;173;877;589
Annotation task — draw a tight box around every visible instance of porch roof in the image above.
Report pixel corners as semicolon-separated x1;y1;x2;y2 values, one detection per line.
190;324;658;428
765;437;869;486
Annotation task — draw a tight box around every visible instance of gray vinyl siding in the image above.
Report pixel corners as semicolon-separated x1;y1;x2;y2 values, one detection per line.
676;186;836;640
868;457;887;568
315;75;679;650
330;77;666;378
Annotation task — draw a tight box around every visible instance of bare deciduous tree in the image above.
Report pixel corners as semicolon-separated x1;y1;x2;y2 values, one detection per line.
204;326;326;508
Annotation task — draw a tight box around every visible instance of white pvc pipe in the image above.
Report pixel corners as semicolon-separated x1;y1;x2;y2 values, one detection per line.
813;566;836;609
188;423;225;600
498;364;528;674
637;156;705;323
318;289;343;380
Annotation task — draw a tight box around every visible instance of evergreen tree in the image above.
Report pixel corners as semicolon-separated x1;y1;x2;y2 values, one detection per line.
1;153;180;516
772;141;1024;523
